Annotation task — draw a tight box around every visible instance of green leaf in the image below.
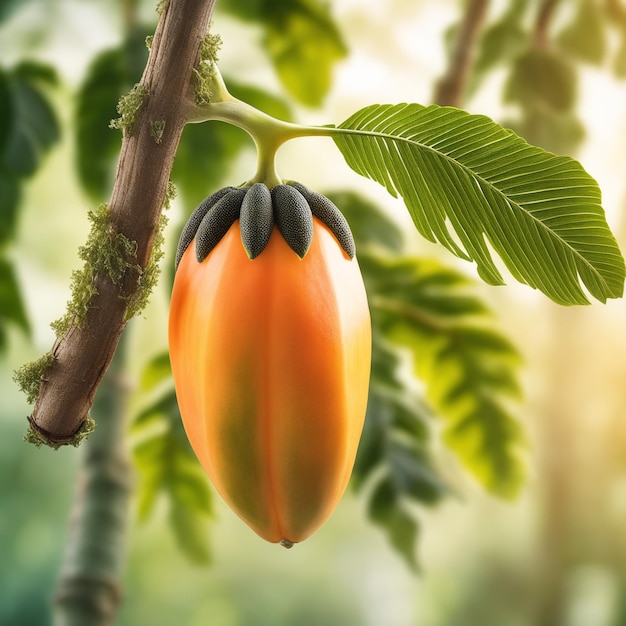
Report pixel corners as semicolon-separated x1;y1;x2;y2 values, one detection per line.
0;257;29;350
263;0;347;107
353;337;445;568
132;356;213;563
0;69;13;155
362;253;526;497
504;49;578;112
2;68;60;178
219;0;347;107
557;0;607;65
139;351;173;392
474;0;528;75
0;172;20;245
368;477;419;571
333;103;625;305
75;32;148;199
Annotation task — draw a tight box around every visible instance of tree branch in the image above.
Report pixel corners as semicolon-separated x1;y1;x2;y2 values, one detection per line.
534;0;561;49
433;0;490;107
28;0;216;444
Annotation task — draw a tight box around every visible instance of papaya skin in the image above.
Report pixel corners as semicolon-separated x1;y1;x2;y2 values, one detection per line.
168;217;371;545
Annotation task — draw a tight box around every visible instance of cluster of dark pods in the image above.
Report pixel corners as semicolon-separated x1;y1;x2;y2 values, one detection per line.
175;182;356;269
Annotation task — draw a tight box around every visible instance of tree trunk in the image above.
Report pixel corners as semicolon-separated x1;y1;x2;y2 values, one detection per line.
53;342;132;626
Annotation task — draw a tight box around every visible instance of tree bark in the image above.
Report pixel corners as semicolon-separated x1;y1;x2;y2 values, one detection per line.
29;0;216;444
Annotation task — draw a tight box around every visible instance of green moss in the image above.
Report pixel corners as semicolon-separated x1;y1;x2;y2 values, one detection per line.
194;31;222;105
109;83;149;136
126;183;176;319
24;416;96;450
164;180;177;210
13;351;55;405
151;119;166;144
51;204;140;336
156;0;169;15
146;35;154;50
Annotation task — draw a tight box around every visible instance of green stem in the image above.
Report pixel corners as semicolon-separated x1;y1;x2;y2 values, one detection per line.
187;65;343;186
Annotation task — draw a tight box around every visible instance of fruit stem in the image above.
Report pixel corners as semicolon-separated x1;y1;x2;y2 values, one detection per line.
187;64;339;187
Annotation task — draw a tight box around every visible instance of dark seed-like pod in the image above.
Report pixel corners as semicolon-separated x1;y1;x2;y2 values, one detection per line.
271;185;313;259
288;182;355;259
240;183;274;259
175;186;235;269
195;188;248;263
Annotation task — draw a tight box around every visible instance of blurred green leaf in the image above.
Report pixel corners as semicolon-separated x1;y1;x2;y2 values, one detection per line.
504;110;585;156
173;121;248;202
132;351;213;564
469;0;528;95
0;173;20;245
263;1;346;107
504;49;577;112
0;258;29;350
368;476;419;571
139;351;173;392
219;0;347;107
353;338;445;568
557;0;607;65
334;103;624;305
13;60;59;85
2;68;60;178
361;253;526;498
324;190;404;253
75;31;149;199
0;69;13;155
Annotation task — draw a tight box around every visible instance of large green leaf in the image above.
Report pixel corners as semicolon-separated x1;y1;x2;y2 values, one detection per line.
131;352;213;564
333;103;625;305
360;252;525;498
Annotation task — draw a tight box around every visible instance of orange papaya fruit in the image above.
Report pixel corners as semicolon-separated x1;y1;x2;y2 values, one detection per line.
168;183;371;547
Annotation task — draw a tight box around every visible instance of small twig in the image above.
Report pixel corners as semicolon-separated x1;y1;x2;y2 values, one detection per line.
28;0;216;443
433;0;491;107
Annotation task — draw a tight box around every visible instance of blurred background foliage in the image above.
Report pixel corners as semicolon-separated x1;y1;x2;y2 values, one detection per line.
2;0;626;624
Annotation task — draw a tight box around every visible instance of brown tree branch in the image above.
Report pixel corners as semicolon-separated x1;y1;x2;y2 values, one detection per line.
433;0;490;107
534;0;561;49
28;0;216;444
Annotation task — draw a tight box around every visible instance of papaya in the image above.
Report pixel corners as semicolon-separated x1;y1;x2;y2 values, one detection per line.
168;182;371;547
